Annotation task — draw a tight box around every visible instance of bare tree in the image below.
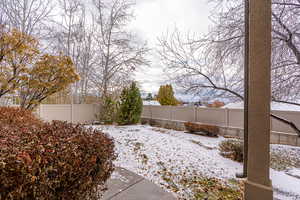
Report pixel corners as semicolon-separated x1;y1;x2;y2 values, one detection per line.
91;0;149;99
158;0;300;105
158;29;244;102
50;0;94;103
158;0;300;135
0;0;53;36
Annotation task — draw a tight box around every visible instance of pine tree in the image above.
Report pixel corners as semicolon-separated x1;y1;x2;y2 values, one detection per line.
145;93;153;101
117;82;143;125
157;84;178;106
98;96;118;124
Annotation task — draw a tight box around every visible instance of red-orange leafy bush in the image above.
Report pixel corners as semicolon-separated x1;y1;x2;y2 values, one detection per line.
0;106;43;128
184;122;219;137
0;107;116;200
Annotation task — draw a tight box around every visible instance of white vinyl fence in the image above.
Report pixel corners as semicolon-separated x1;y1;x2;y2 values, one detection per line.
35;104;100;124
142;105;300;135
23;104;300;136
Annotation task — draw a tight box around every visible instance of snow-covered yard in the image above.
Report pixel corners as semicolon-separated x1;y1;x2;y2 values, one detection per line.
92;125;300;200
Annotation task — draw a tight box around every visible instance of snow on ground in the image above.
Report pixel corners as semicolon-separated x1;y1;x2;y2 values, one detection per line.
143;100;160;105
224;101;300;111
92;125;300;199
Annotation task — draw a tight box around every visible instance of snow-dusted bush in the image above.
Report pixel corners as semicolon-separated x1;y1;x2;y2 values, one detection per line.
219;139;243;162
0;107;116;200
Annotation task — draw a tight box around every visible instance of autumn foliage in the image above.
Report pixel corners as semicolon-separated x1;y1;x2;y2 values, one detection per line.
0;26;79;110
0;28;39;97
184;122;219;137
206;100;225;108
0;106;42;127
157;84;179;106
0;107;116;200
20;54;79;109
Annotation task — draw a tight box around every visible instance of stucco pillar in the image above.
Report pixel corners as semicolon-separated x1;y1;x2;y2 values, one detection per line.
244;0;273;199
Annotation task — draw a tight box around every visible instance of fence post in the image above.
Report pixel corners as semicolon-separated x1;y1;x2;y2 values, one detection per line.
150;106;153;119
39;104;42;119
225;108;229;127
194;107;197;122
70;104;74;123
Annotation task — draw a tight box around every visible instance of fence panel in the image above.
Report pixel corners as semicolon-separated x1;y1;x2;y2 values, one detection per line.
150;105;172;120
171;106;195;121
228;109;244;128
39;104;72;122
272;110;300;134
142;105;152;118
24;104;300;136
195;107;227;126
73;104;99;124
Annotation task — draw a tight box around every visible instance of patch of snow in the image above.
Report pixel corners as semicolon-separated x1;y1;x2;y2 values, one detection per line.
91;125;300;199
271;169;300;200
286;168;300;179
110;171;129;183
143;100;160;105
223;101;300;111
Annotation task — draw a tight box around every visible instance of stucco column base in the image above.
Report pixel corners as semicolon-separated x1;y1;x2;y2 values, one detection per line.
245;180;273;200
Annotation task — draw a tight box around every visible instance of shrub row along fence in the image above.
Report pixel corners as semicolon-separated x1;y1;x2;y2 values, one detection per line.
23;104;300;146
141;105;300;146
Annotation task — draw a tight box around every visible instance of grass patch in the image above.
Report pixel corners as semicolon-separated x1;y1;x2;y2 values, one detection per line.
270;151;300;171
185;177;243;200
156;161;243;199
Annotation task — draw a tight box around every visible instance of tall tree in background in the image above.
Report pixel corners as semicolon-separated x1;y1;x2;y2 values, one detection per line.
158;0;300;105
0;0;53;37
91;0;149;99
51;0;87;103
158;0;300;135
0;0;148;104
145;93;153;101
157;84;179;106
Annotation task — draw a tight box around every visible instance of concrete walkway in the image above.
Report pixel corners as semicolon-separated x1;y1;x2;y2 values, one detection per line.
103;168;176;200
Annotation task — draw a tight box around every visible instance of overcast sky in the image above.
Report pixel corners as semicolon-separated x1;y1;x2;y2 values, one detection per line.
130;0;213;93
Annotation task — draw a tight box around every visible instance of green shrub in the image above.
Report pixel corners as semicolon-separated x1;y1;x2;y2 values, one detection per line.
0;107;116;200
117;82;143;125
219;140;244;162
98;96;118;124
157;84;178;106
